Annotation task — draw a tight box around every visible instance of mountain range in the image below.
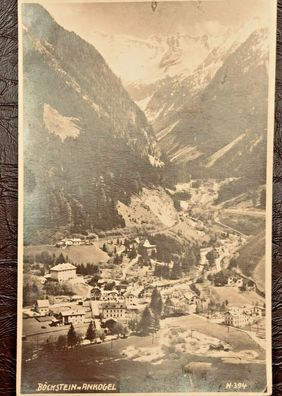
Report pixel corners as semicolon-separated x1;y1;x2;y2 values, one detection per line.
123;24;269;198
153;29;269;175
22;4;175;243
23;4;269;242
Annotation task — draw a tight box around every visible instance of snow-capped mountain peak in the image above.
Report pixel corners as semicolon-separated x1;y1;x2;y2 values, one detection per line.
132;26;269;126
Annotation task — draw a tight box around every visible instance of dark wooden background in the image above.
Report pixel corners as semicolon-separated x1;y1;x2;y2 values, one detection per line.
0;0;281;394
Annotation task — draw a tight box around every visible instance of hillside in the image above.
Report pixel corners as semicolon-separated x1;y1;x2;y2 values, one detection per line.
24;244;109;266
122;23;270;209
154;29;269;183
22;5;175;243
230;231;266;291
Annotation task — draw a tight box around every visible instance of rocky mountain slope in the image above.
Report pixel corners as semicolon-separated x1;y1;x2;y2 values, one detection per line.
90;31;215;86
123;24;262;113
126;27;268;207
22;5;174;243
119;25;269;188
154;28;269;183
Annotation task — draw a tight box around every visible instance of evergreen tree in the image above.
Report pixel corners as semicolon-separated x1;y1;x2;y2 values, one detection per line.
128;245;137;260
206;250;215;266
152;313;160;332
195;303;203;314
181;257;190;273
67;323;78;347
124;239;130;248
229;257;237;269
162;264;170;279
151;249;157;260
77;264;82;274
56;253;66;264
113;254;120;264
138;306;154;335
128;318;138;331
221;302;226;312
56;335;67;350
149;287;163;317
24;282;42;305
86;321;96;341
23;284;32;305
31;282;38;294
164;296;174;317
170;261;182;280
154;264;162;277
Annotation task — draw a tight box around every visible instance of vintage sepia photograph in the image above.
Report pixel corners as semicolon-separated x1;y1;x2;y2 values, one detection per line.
18;0;276;394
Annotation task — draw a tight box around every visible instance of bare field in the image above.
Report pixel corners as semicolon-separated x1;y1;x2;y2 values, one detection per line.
162;314;264;355
211;286;264;307
219;213;265;236
24;244;109;265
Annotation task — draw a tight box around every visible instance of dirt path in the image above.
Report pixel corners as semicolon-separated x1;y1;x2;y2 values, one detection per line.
214;218;248;237
224;208;265;218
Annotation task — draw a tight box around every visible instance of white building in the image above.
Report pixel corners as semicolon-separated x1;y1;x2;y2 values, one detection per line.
35;299;50;316
139;285;154;300
199;247;212;266
142;240;157;256
101;302;127;320
90;300;101;318
101;290;121;303
224;311;248;328
184;291;200;306
50;263;77;283
60;238;83;246
227;276;243;288
253;305;265;317
71;238;83;246
124;290;138;306
58;308;86;325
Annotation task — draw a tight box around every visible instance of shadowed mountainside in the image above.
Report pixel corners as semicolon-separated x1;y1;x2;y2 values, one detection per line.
22;4;176;243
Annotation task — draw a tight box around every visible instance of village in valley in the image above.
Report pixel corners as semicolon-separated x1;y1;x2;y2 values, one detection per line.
22;179;266;385
19;0;274;391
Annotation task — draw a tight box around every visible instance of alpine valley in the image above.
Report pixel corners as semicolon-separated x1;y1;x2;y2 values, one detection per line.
21;4;271;392
23;5;176;243
23;5;268;242
91;20;269;205
22;4;268;292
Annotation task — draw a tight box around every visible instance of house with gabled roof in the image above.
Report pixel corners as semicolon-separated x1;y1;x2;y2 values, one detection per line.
142;239;157;256
58;308;86;325
50;263;76;283
101;290;121;303
35;299;50;316
101;302;127;320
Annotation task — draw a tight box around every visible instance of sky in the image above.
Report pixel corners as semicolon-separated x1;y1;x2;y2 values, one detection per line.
41;1;270;39
31;1;272;84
